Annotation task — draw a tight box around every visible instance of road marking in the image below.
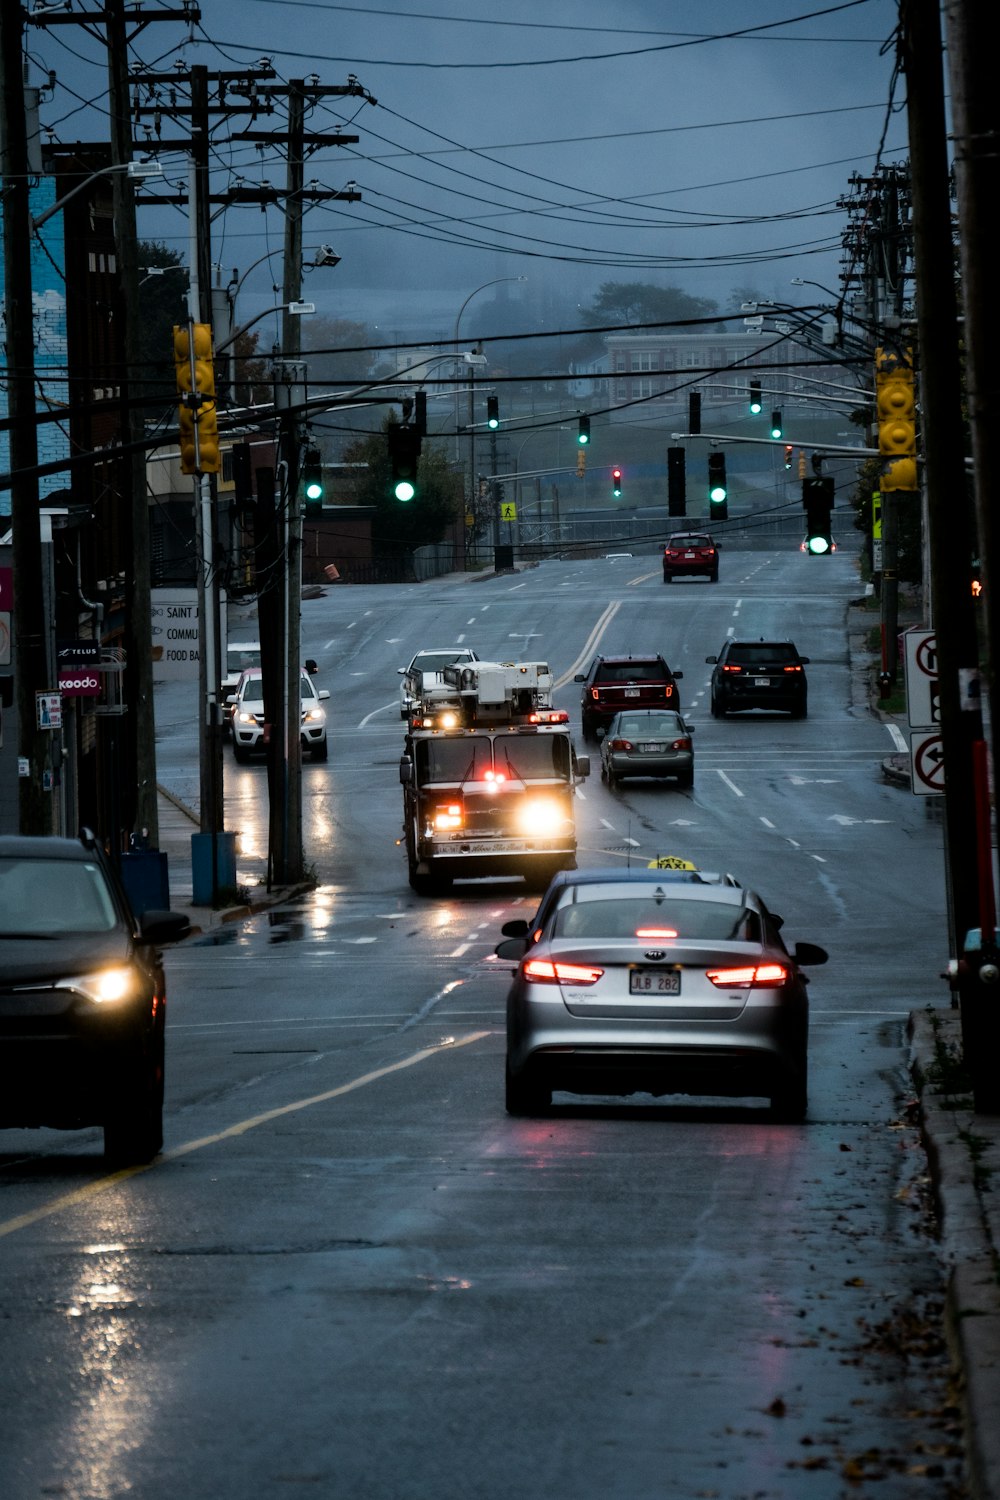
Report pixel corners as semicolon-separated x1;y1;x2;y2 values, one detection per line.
450;942;472;957
359;700;398;727
811;854;827;862
555;600;621;688
886;722;907;752
600;817;616;830
760;816;775;828
507;582;527;591
0;1034;491;1242
624;837;639;847
716;769;744;798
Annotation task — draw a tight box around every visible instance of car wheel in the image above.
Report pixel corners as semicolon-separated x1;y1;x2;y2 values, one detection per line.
600;761;608;782
710;692;724;719
677;770;694;789
791;699;808;720
311;739;329;762
581;718;596;743
663;571;672;583
709;570;719;583
104;1048;164;1165
505;1059;551;1116
770;1067;808;1124
233;742;251;763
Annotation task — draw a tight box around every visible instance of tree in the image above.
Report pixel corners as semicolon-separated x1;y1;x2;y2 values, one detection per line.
578;282;717;329
136;241;189;402
301;316;376;391
342;419;463;558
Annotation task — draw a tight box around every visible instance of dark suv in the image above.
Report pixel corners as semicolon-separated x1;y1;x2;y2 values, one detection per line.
575;654;683;740
0;831;189;1163
663;532;719;583
707;640;809;718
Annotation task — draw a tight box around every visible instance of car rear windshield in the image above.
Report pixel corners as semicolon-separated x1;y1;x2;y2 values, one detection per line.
668;536;711;548
615;714;684;738
549;895;759;942
595;661;668;683
0;858;119;935
411;651;470;674
727;644;799;666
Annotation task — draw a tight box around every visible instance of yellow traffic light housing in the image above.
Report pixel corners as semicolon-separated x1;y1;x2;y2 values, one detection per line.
173;323;220;475
876;346;916;491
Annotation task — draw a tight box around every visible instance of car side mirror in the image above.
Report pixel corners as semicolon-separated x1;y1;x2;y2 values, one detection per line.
798;657;811;665
397;666;406;676
139;909;191;944
672;669;683;679
399;757;413;785
705;655;718;664
495;936;529;961
794;941;828;966
317;689;330;700
684;722;695;734
573;673;586;683
574;755;591;779
501;918;530;938
225;693;237;705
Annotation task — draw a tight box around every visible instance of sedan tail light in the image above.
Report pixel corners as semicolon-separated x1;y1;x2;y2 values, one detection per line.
706;963;791;988
783;664;804;673
671;737;692;751
722;664;743;674
522;958;604;985
608;738;634;752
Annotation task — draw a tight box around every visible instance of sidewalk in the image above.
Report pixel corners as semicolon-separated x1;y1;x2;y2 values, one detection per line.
153;782;312;935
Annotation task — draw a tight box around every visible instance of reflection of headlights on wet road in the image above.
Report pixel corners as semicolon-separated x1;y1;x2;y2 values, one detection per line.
517;797;567;836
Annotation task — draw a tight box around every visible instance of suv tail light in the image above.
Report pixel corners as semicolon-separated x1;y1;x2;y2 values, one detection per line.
722;664;742;674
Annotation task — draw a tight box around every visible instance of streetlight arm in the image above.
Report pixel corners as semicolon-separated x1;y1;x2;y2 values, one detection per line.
30;160;162;232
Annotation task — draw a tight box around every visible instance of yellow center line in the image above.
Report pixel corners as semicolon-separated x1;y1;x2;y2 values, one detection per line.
0;1031;493;1241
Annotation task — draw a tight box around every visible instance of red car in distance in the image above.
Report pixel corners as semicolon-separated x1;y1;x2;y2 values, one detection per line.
662;532;719;583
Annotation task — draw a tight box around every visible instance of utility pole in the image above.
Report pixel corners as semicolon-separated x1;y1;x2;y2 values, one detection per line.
1;0;51;833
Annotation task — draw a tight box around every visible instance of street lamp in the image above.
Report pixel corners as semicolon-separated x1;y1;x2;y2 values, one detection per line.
452;276;527;462
30;159;162;232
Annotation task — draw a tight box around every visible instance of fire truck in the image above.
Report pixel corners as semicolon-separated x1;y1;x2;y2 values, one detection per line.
399;660;590;894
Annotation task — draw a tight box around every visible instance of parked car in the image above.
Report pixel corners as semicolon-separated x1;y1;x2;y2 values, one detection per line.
600;708;694;788
707;639;809;718
229;667;330;761
399;647;479;718
574;654;683;740
662;532;719;582
0;830;189;1163
497;866;827;1121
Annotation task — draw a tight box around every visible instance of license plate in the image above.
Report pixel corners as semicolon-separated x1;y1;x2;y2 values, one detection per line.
754;677;772;687
683;551;695;558
629;968;681;995
624;687;640;697
641;743;667;753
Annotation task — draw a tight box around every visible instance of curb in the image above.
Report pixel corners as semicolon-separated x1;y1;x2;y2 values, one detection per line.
910;1010;1000;1500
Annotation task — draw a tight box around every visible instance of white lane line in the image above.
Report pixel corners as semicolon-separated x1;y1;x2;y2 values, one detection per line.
450;942;473;957
600;817;616;830
467;618;476;625
810;854;827;863
885;722;907;752
760;816;776;828
359;700;398;726
343;937;377;944
624;837;639;847
716;769;744;798
508;581;527;591
786;838;801;847
457;633;465;643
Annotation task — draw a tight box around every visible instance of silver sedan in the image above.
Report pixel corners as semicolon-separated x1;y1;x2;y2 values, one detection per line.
600;709;694;787
498;868;827;1121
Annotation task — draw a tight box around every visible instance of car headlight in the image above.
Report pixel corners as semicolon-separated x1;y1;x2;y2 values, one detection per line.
517;797;568;836
302;707;327;726
237;711;257;725
58;966;143;1004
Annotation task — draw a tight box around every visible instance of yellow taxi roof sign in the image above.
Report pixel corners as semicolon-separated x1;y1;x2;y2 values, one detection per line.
647;855;698;870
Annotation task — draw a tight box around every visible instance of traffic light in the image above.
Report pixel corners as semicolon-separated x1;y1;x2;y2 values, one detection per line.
487;395;500;430
749;380;762;415
770;410;783;439
173;322;220;475
708;451;728;519
688;392;701;435
577;414;590;446
875;346;916;491
611;466;623;498
388;423;422;502
803;476;834;554
667;446;686;517
302;448;324;516
783;444;794;470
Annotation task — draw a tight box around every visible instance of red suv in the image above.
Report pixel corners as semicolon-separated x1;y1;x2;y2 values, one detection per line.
663;532;719;583
575;654;683;741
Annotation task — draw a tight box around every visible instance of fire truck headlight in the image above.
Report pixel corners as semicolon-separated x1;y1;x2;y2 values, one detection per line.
439;711;459;729
433;803;464;831
519;797;565;836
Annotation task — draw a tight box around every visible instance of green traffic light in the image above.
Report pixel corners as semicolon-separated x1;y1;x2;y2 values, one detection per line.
394;479;416;502
709;483;727;504
806;534;831;555
305;479;323;501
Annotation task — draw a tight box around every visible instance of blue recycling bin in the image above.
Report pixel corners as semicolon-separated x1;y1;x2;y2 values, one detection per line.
120;850;171;916
191;831;237;905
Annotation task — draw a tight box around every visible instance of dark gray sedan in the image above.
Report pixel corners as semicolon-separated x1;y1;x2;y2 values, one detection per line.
600;708;694;787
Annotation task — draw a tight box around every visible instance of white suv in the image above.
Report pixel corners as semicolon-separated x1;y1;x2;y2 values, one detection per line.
398;647;479;718
228;667;330;763
222;642;261;736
